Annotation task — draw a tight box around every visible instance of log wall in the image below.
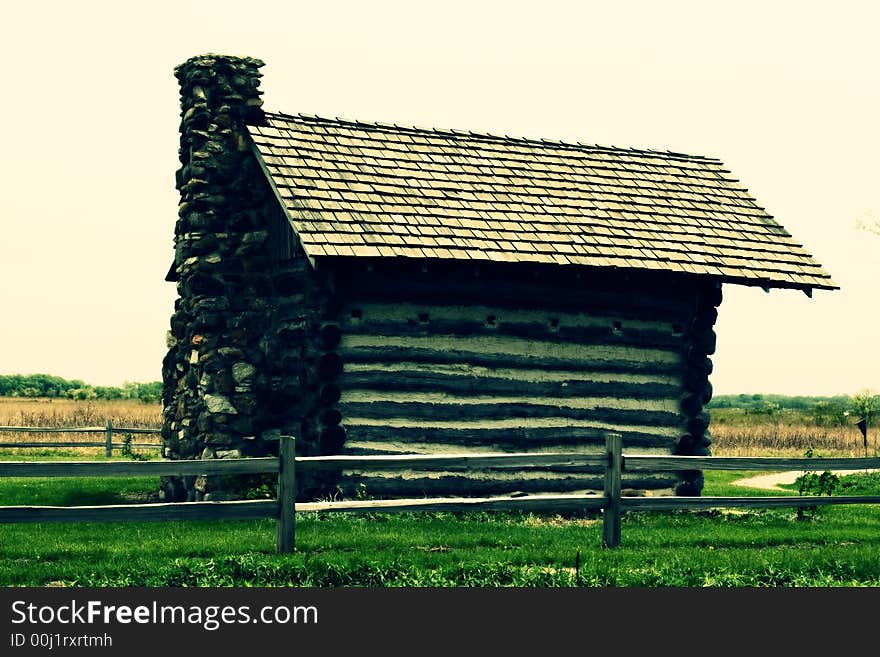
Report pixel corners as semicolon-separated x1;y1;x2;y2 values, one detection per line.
322;263;719;497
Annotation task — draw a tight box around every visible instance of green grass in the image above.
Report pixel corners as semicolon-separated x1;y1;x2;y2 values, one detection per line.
0;476;158;506
0;453;159;505
2;469;880;587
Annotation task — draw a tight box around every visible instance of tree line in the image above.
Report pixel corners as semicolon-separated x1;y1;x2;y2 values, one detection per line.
710;392;879;426
0;374;162;403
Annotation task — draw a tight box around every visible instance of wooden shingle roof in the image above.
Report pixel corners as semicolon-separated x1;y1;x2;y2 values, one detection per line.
248;112;836;291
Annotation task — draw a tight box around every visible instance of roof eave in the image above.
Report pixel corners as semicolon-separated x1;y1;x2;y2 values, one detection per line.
724;276;839;294
305;253;839;294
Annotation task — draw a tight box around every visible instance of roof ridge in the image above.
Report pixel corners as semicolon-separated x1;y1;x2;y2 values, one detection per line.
262;110;724;165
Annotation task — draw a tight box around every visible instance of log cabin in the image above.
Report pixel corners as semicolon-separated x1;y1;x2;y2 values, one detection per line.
160;54;836;502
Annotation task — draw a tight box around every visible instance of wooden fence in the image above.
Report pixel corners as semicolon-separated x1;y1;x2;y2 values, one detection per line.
0;421;161;456
1;434;879;551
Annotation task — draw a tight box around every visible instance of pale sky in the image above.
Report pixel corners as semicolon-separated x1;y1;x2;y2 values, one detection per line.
1;1;877;396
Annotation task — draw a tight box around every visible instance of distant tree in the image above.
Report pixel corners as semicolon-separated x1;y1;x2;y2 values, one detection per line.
94;386;123;400
757;400;781;419
67;387;97;401
811;400;848;427
133;381;162;403
0;374;163;403
850;389;880;426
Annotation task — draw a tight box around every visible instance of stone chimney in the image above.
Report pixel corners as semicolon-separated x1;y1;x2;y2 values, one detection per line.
161;54;277;501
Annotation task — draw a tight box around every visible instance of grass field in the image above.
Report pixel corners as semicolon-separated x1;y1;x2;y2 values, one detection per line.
0;397;162;457
1;469;878;586
2;398;879;587
711;408;874;457
0;397;161;429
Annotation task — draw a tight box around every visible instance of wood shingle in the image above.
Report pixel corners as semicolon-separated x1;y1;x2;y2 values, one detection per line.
249;112;836;290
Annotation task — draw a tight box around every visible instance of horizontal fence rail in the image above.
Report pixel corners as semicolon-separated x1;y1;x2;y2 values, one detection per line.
0;421;162;456
288;444;880;548
0;458;279;478
623;455;880;472
0;452;284;543
0;426;160;434
1;433;879;551
1;500;278;524
620;495;880;512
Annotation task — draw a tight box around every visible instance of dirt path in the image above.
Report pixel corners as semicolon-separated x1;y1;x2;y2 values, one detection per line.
732;469;880;492
731;472;803;491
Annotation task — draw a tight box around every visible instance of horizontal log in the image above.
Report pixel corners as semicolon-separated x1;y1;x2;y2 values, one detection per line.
336;457;662;483
693;329;717;356
338;369;680;399
624;456;880;472
0;500;278;524
343;333;682;366
319;425;347;452
683;366;709;392
345;463;610;476
701;284;723;308
680;394;703;416
344;422;677;448
341;440;672;458
0;457;280;478
340;346;682;374
319;383;342;404
338;271;695;320
340;317;684;350
621;495;880;511
701;381;713;405
319;323;342;348
297;493;607;514
320;408;343;426
342;392;684;413
345;301;678;331
297;452;608;472
111;427;162;434
685;412;710;437
338;400;683;426
336;472;677;496
344;360;678;382
316;352;344;379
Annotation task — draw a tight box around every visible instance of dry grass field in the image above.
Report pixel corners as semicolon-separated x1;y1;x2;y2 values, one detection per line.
711;422;872;457
0;397;162;455
0;397;161;428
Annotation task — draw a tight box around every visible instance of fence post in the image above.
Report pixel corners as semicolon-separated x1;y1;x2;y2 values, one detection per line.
105;420;113;458
276;435;296;553
602;432;623;548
